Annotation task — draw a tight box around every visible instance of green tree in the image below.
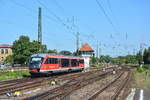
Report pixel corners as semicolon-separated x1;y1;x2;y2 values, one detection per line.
59;50;72;55
12;36;31;64
47;49;58;54
125;55;138;64
90;57;98;64
143;47;150;64
72;51;81;56
4;55;14;64
11;35;47;64
136;51;142;65
29;41;40;54
29;40;47;53
99;55;112;63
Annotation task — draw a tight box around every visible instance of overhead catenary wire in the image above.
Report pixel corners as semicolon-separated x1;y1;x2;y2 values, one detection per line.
50;0;65;13
7;0;72;49
39;0;101;49
95;0;119;34
10;0;75;35
8;0;112;55
36;0;98;51
46;0;99;45
13;0;77;37
107;0;120;29
36;0;74;32
9;0;57;22
96;0;131;56
107;0;131;56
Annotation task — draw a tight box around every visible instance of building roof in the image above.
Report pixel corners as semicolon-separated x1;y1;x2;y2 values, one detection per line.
0;44;12;48
79;43;94;52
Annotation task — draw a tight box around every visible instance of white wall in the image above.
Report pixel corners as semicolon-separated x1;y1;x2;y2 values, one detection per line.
83;56;90;69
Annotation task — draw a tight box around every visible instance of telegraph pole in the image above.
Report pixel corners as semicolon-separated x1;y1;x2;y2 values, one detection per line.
38;7;42;44
96;41;99;58
140;43;144;67
76;32;79;55
99;43;101;58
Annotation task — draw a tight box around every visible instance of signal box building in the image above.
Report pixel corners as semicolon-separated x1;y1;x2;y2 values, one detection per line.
79;43;94;69
79;43;94;57
0;44;12;63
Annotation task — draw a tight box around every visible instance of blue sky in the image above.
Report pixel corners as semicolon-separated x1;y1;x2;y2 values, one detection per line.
0;0;150;57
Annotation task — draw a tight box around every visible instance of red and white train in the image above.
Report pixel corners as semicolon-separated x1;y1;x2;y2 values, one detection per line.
29;53;84;76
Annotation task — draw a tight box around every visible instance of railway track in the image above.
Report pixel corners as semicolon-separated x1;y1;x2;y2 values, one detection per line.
111;71;132;100
87;71;132;100
0;78;30;86
0;68;101;86
0;78;39;89
0;68;108;96
24;70;114;100
0;77;53;95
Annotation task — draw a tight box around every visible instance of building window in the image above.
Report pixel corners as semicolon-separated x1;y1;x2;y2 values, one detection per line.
45;58;58;64
5;49;8;54
1;49;4;54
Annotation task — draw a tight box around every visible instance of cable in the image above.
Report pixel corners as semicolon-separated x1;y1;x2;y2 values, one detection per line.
37;0;98;46
95;0;119;34
10;0;76;37
9;0;57;22
36;0;72;30
107;0;119;28
50;0;64;12
36;0;79;38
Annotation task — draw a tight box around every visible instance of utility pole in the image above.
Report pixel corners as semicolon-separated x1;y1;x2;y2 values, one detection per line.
38;7;42;44
96;41;99;58
133;49;136;55
99;43;101;58
140;43;144;67
76;32;79;55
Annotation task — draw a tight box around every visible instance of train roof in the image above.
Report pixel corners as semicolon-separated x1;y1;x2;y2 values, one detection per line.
31;53;83;59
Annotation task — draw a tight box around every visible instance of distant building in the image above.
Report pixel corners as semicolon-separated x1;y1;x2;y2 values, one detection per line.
0;44;12;63
79;43;94;69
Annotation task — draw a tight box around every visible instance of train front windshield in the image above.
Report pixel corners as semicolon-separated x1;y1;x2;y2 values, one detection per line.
29;57;44;68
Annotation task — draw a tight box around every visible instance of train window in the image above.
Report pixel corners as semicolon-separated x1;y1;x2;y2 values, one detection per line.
71;59;78;67
45;58;50;64
61;59;69;67
45;58;58;64
29;57;44;68
79;59;84;64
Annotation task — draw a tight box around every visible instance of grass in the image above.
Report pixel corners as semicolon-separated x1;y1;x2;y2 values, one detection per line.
132;68;150;89
0;70;30;81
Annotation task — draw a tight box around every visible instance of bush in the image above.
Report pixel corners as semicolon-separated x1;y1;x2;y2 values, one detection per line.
0;70;30;81
143;64;150;69
92;63;102;68
137;67;145;72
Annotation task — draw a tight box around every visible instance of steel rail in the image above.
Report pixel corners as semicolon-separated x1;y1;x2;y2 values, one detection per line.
24;70;113;100
87;72;124;100
110;72;131;100
0;69;105;96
